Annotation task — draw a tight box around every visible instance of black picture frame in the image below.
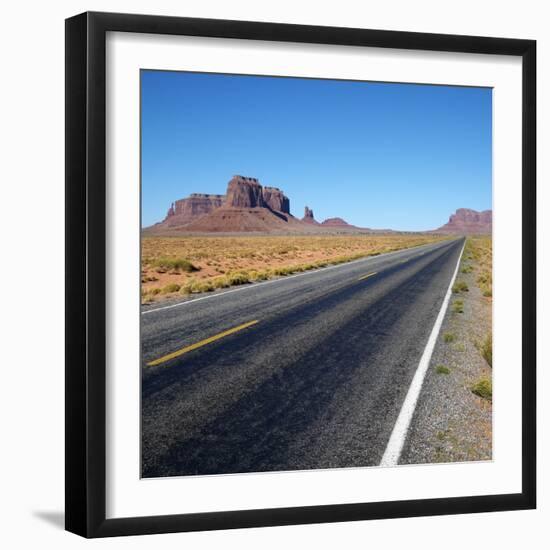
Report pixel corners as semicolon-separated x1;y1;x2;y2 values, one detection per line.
65;11;536;538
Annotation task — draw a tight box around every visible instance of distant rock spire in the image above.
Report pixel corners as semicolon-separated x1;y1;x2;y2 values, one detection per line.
302;206;317;223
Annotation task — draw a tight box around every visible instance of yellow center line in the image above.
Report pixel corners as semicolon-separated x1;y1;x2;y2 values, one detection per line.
146;320;259;367
358;271;378;281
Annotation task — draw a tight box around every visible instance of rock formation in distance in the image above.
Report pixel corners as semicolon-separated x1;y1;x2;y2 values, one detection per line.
225;176;265;208
321;217;353;227
301;206;318;224
262;186;290;214
147;176;492;236
435;208;492;234
153;175;305;233
162;193;225;227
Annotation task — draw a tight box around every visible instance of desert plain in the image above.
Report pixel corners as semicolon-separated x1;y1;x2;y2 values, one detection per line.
141;233;448;303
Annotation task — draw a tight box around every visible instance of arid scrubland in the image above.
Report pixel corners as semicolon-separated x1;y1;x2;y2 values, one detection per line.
466;236;493;299
464;236;493;395
141;234;446;303
451;236;493;394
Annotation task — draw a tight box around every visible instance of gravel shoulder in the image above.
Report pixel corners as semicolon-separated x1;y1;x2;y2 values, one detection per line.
400;237;493;464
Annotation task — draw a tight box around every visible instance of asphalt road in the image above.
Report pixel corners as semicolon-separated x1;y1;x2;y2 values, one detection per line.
141;237;464;477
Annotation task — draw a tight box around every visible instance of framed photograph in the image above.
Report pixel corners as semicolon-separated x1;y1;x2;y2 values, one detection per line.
65;11;536;537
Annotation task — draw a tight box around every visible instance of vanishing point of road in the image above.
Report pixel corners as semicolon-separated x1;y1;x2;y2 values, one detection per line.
141;237;464;478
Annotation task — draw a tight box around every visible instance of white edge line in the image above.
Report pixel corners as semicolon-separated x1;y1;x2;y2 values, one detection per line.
141;240;455;316
379;239;466;467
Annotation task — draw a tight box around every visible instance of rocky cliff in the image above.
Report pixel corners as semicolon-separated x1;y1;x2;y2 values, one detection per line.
262;186;290;214
436;208;492;234
154;175;295;231
225;176;266;208
162;193;225;226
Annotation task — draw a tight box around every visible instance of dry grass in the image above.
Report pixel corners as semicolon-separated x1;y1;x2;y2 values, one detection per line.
462;236;493;369
479;332;493;367
443;332;456;343
464;236;492;298
150;257;199;273
452;299;464;313
141;234;446;303
471;378;492;401
452;281;469;293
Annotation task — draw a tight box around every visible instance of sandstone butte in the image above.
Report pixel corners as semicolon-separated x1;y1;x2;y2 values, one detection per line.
149;175;346;234
435;208;492;234
145;175;492;235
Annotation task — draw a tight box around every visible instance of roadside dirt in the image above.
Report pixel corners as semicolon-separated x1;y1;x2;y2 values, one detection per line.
401;237;493;464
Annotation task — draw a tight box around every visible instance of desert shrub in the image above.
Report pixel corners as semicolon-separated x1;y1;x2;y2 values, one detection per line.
161;283;181;294
180;278;213;294
226;271;251;285
250;270;271;281
187;279;214;293
443;332;456;343
272;266;294;276
436;365;451;375
480;332;492;367
477;272;491;284
179;281;193;295
151;257;199;273
471;378;492;400
477;271;492;294
452;300;464;313
452;281;469;293
212;276;231;289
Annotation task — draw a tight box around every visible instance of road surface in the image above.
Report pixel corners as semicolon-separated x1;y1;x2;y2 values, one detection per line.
141;237;464;477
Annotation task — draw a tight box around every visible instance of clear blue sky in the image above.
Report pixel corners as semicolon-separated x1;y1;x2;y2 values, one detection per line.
141;70;492;230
